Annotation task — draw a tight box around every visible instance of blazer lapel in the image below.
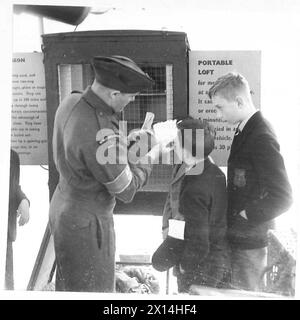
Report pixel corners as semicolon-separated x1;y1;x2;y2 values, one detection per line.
171;163;189;185
171;157;208;185
230;130;246;157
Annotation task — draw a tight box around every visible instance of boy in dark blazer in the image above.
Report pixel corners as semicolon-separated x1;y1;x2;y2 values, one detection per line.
208;72;293;291
152;118;230;293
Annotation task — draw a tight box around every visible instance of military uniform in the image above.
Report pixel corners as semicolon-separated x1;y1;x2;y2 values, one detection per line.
49;86;152;292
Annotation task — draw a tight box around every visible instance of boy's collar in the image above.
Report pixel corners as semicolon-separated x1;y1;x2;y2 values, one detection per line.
184;156;208;175
239;110;258;132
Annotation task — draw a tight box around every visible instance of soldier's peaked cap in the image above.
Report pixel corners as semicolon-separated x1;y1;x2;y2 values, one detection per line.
92;55;155;93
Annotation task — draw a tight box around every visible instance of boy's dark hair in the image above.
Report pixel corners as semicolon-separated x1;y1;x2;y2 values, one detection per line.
177;117;215;158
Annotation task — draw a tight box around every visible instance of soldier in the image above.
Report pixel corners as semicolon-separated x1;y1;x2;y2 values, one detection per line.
49;56;157;292
208;72;293;291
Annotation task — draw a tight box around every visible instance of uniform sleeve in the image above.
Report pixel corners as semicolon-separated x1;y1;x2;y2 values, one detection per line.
179;184;210;272
81;133;152;203
245;134;293;223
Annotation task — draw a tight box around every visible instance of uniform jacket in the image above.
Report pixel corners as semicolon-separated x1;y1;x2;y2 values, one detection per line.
227;111;293;249
161;157;229;273
8;149;28;242
49;86;152;291
51;87;152;206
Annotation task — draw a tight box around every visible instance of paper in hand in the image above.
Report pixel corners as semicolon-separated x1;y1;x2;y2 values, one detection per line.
168;219;185;240
127;112;155;148
153;120;178;146
141;112;155;131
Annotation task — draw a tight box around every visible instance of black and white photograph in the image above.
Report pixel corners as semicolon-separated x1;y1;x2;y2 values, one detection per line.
0;0;300;302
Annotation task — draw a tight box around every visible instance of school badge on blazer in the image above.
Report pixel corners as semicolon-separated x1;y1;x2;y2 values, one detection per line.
233;168;247;188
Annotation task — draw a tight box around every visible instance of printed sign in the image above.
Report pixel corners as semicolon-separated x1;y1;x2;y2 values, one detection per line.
189;51;261;166
11;53;48;165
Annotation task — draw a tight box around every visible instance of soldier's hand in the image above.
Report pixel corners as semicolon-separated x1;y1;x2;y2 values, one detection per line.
128;129;159;164
127;128;157;146
161;140;176;153
17;199;30;226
